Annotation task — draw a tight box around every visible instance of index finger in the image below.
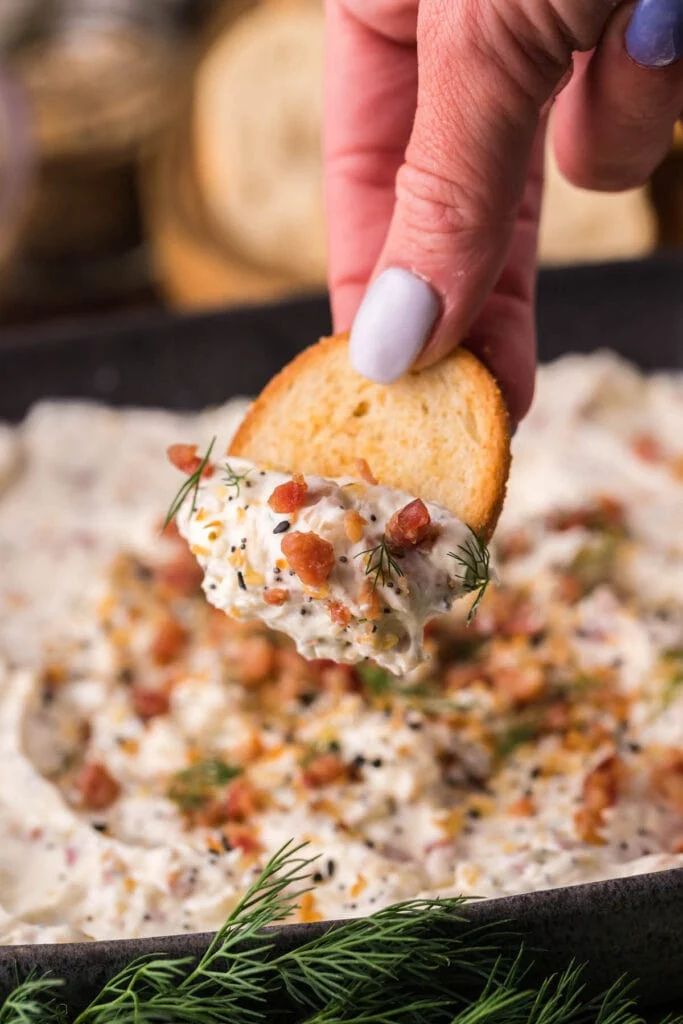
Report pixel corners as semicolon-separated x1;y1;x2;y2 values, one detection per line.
324;0;418;329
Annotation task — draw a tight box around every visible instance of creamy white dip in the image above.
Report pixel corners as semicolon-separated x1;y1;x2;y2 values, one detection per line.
0;351;681;946
177;460;475;673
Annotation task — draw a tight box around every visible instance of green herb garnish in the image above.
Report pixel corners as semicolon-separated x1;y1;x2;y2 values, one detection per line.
164;437;216;529
449;527;492;623
168;757;241;811
4;841;680;1024
224;461;252;498
355;535;405;590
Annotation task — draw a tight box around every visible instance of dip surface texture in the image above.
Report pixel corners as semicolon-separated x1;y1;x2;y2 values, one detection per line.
0;352;681;945
176;459;475;673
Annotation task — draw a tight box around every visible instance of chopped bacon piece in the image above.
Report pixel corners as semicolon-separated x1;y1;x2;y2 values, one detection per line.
76;762;121;810
263;587;289;606
268;474;308;514
167;443;214;477
199;779;262;825
327;600;352;627
507;796;536;817
302;753;347;787
150;616;187;665
491;664;545;706
574;754;622;844
344;510;367;543
132;687;170;720
650;749;683;815
547;497;625;533
153;549;203;595
631;432;662;463
354;458;377;485
385;499;431;551
235;636;275;684
224;824;261;854
281;531;335;587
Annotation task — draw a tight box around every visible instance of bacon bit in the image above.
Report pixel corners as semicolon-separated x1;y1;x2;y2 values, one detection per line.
344;510;367;543
65;846;79;866
311;659;361;694
200;779;263;825
631;432;662;463
491;665;545;706
268;474;308;513
234;636;275;684
445;664;485;690
132;687;170;721
507;796;536;817
497;529;532;562
385;499;431;551
76;762;121;810
153;551;203;595
264;587;289;606
359;579;382;621
543;702;571;732
281;531;335;587
150;616;187;665
299;891;323;923
574;754;622;845
547;496;625;533
554;573;583;604
167;443;214;477
650;749;683;814
302;753;347;788
224;778;262;821
224;824;261;855
354;458;377;485
327;600;352;627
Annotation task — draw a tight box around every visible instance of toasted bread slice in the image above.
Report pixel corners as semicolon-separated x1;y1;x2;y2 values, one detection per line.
230;334;511;538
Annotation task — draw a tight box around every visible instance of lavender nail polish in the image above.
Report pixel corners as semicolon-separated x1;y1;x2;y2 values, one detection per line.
626;0;683;68
349;268;440;384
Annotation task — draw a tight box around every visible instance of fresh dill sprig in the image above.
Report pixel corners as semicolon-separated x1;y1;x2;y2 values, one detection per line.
355;536;405;590
0;974;66;1024
163;436;216;529
4;842;680;1024
224;462;252;498
449;527;492;623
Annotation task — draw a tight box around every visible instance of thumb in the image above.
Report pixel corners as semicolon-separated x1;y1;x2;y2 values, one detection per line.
348;0;612;387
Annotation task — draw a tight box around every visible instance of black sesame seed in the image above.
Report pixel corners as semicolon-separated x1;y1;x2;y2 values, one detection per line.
92;822;108;833
231;546;236;553
260;470;266;476
273;521;290;534
339;555;349;563
300;608;307;615
370;514;377;522
371;758;383;768
237;571;246;590
467;807;482;819
313;872;324;884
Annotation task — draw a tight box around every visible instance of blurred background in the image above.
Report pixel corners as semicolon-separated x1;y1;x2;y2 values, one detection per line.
0;0;681;328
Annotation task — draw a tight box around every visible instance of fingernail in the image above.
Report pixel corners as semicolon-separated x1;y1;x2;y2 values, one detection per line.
626;0;683;68
349;268;440;384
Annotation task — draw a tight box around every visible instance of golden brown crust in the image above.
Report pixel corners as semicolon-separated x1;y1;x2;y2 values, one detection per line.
230;333;511;538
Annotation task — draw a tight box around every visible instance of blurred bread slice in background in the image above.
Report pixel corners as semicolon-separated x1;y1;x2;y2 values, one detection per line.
538;133;656;266
194;0;325;281
145;0;667;310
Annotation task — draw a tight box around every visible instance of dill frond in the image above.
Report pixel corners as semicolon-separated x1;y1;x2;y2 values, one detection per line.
355;537;405;590
449;527;492;623
163;437;216;529
223;462;252;499
0;975;66;1024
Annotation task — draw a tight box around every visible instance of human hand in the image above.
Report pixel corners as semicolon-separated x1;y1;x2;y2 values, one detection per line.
325;0;683;421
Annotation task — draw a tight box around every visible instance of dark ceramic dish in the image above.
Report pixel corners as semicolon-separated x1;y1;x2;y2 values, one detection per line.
0;255;682;1014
